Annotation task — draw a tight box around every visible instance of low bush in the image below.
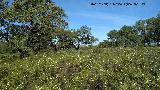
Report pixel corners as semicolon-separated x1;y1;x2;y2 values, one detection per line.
0;47;160;90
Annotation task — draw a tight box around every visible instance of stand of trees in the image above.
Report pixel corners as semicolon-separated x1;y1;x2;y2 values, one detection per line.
51;26;98;51
0;0;97;57
99;14;160;47
1;0;160;57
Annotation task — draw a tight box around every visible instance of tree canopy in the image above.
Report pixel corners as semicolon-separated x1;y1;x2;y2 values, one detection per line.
0;0;98;55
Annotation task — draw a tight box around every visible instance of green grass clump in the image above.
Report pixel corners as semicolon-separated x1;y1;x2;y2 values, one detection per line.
0;47;160;90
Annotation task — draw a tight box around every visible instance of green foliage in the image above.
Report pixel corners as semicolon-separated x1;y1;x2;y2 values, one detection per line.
106;25;140;47
102;13;160;47
0;47;160;89
50;26;98;51
52;29;76;50
107;30;119;47
0;2;160;89
77;25;98;45
0;0;67;54
0;1;97;55
99;40;113;48
119;25;140;46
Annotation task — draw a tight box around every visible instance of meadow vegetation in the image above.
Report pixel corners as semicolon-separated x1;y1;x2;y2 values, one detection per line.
0;0;160;89
0;47;160;90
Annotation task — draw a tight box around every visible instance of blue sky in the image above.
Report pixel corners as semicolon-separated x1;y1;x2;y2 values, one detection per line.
54;0;160;42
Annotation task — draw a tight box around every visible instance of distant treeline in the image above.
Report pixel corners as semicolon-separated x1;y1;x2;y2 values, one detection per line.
99;14;160;47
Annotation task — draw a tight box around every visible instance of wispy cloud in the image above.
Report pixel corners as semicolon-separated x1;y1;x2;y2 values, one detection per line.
68;12;140;27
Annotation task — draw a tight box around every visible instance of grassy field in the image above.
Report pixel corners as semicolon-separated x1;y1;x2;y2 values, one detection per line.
0;47;160;90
